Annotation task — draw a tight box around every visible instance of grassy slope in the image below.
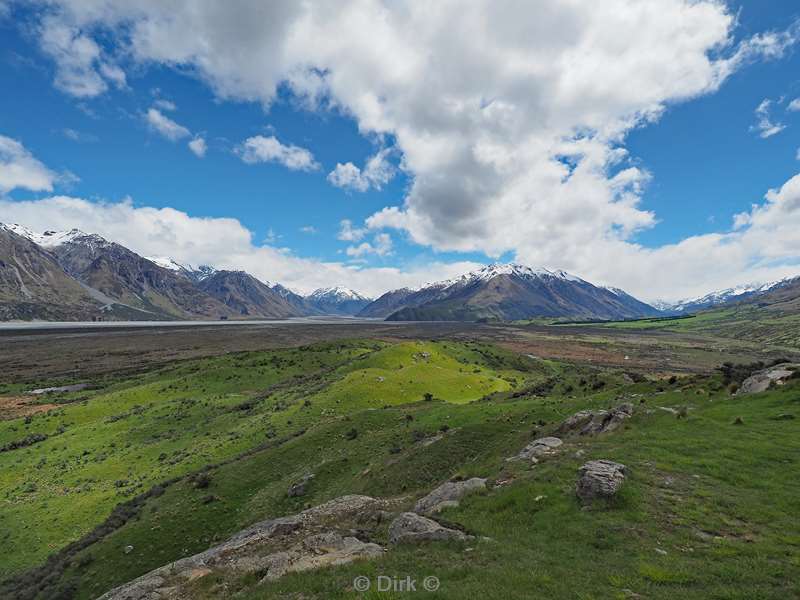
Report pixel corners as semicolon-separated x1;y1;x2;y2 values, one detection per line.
2;339;799;599
0;340;532;577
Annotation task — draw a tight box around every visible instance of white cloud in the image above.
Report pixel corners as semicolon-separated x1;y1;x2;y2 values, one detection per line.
751;99;785;138
38;16;125;97
188;136;207;157
299;225;317;234
328;148;395;192
346;232;393;258
238;135;319;171
337;219;367;242
145;107;190;141
0;135;58;194
153;98;176;111
788;98;800;112
16;2;800;300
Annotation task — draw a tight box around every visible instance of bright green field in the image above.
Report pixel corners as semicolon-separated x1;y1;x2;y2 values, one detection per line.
1;338;799;600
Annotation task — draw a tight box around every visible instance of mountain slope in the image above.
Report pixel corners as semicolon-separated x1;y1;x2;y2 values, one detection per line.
656;277;798;314
35;230;237;320
380;264;659;322
307;286;371;316
0;225;100;320
198;270;307;318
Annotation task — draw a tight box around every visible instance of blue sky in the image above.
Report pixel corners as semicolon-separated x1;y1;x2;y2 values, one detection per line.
0;1;799;300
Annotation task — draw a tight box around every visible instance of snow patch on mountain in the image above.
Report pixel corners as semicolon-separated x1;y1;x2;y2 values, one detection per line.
658;277;797;312
417;263;586;292
2;224;110;249
308;286;370;302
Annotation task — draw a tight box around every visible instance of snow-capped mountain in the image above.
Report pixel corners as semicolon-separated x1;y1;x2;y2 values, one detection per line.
307;286;372;316
657;277;797;314
4;224;111;250
360;263;659;321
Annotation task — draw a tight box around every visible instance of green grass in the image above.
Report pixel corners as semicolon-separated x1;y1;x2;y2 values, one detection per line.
2;339;799;599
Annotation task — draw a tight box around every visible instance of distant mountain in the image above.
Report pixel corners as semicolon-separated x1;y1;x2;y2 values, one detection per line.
658;276;799;314
9;226;236;320
367;264;659;322
307;286;371;316
0;225;100;320
197;270;307;318
357;288;417;318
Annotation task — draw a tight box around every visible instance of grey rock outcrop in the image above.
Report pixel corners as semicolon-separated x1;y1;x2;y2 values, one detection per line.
413;478;487;514
558;403;633;436
738;364;799;395
97;495;386;600
509;436;563;462
388;512;471;544
576;460;627;501
287;473;314;497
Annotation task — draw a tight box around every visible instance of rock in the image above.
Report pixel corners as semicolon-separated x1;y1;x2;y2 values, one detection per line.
123;545;134;554
388;512;471;544
738;364;799;395
558;404;633;436
413;478;487;514
575;460;627;501
509;437;562;462
97;495;386;600
288;474;314;497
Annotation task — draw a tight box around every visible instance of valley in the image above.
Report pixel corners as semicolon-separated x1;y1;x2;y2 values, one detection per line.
1;318;799;599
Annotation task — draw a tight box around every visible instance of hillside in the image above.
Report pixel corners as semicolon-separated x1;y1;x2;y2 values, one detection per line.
1;339;798;599
0;226;99;320
380;264;659;322
198;270;307;318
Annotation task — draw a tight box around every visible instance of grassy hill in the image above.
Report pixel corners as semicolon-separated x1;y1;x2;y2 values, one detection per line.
1;338;799;599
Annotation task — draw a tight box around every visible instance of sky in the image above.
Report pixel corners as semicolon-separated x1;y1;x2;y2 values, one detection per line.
0;0;799;302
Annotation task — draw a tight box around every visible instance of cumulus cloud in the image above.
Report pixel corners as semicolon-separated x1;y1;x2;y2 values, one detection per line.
38;15;125;97
328;148;395;192
0;195;477;296
751;99;785;138
153;98;176;111
0;135;58;193
337;219;367;242
237;135;319;171
188;136;207;157
346;232;393;258
16;1;800;299
788;98;800;112
145;107;190;141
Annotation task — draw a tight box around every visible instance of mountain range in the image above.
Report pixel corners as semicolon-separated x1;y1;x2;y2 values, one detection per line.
359;264;661;322
2;222;798;323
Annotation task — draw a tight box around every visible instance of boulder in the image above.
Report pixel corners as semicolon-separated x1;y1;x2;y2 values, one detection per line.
509;436;562;462
388;512;471;544
97;495;386;600
558;403;633;436
287;474;314;497
738;364;799;395
576;460;627;501
413;478;487;514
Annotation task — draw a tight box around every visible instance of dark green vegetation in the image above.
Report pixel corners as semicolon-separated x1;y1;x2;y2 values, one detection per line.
1;328;798;599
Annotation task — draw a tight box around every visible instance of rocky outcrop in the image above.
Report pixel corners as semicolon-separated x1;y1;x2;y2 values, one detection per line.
508;436;563;462
388;512;471;544
575;460;627;502
287;473;314;497
97;495;387;600
413;478;487;515
557;403;633;436
738;364;799;395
